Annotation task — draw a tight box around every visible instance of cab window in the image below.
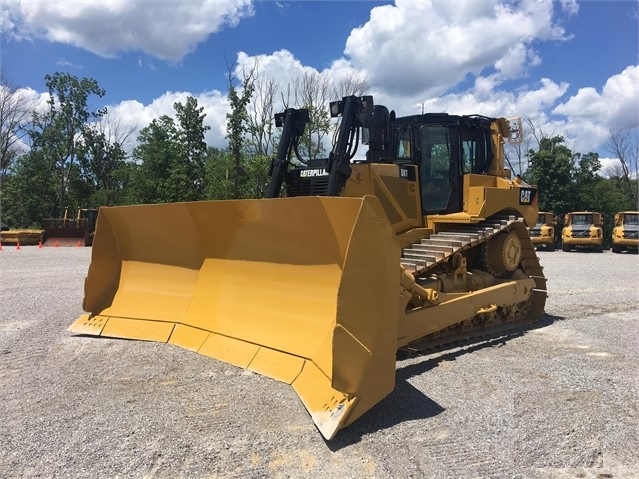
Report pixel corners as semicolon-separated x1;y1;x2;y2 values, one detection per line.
420;126;452;212
461;130;487;174
397;128;411;160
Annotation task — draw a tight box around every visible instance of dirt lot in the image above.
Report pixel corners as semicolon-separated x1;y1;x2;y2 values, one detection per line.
0;246;637;478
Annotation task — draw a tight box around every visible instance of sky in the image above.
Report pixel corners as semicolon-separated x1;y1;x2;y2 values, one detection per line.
1;0;638;175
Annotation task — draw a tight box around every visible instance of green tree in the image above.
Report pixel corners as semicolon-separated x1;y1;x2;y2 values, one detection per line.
594;179;632;247
76;125;128;206
245;154;273;198
112;161;142;206
602;175;637;212
0;68;34;190
131;115;182;203
524;136;576;213
226;69;256;199
174;96;210;200
204;149;271;200
573;152;602;208
205;147;235;200
131;96;210;204
1;149;58;227
28;72;106;217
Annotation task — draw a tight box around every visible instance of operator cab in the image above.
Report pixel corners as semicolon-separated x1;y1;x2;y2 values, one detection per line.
267;96;498;213
391;114;493;215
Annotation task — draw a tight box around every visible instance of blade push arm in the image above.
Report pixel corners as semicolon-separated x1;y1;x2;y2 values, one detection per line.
326;95;374;196
266;108;310;198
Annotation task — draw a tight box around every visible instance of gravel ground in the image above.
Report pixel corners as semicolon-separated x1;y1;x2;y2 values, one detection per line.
0;245;637;479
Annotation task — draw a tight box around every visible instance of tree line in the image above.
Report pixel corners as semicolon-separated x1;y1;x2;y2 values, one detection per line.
0;68;367;228
0;69;636;234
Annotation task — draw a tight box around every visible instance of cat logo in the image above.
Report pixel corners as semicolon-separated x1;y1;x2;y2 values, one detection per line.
519;188;535;205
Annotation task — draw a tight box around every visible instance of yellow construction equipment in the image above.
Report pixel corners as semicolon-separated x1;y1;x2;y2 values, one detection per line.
1;208;98;247
529;212;557;251
561;211;603;252
0;228;43;246
70;96;546;439
42;207;98;247
611;211;638;253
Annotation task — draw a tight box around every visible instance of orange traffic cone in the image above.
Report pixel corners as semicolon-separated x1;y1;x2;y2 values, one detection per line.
77;240;82;247
16;241;21;250
54;240;59;248
38;241;43;249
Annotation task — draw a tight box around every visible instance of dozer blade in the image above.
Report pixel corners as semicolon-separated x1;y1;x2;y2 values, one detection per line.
69;195;400;439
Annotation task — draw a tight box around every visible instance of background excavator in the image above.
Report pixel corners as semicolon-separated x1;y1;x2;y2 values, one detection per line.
70;95;546;440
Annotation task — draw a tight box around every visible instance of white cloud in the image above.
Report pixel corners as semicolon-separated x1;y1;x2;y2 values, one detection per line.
105;90;230;150
234;49;317;96
600;157;627;178
560;0;580;16
55;58;82;69
398;76;569;121
494;44;528;79
1;86;49;153
541;65;639;152
517;78;571;115
7;0;634;162
553;65;639;131
3;0;254;61
343;0;571;97
100;48;637;160
14;87;49;113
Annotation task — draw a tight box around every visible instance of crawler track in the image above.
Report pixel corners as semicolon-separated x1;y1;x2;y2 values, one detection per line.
399;215;547;353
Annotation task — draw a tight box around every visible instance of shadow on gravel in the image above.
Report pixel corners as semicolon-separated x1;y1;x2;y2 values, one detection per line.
327;380;445;451
327;312;565;450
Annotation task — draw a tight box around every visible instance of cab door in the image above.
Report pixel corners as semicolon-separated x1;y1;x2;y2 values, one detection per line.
418;125;462;214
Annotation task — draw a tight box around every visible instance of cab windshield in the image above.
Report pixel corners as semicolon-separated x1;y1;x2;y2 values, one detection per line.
536;214;545;226
623;214;639;226
572;214;592;225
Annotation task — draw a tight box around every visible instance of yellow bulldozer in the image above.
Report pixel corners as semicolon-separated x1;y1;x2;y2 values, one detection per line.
69;96;546;440
529;212;557;251
561;211;604;252
611;211;638;253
